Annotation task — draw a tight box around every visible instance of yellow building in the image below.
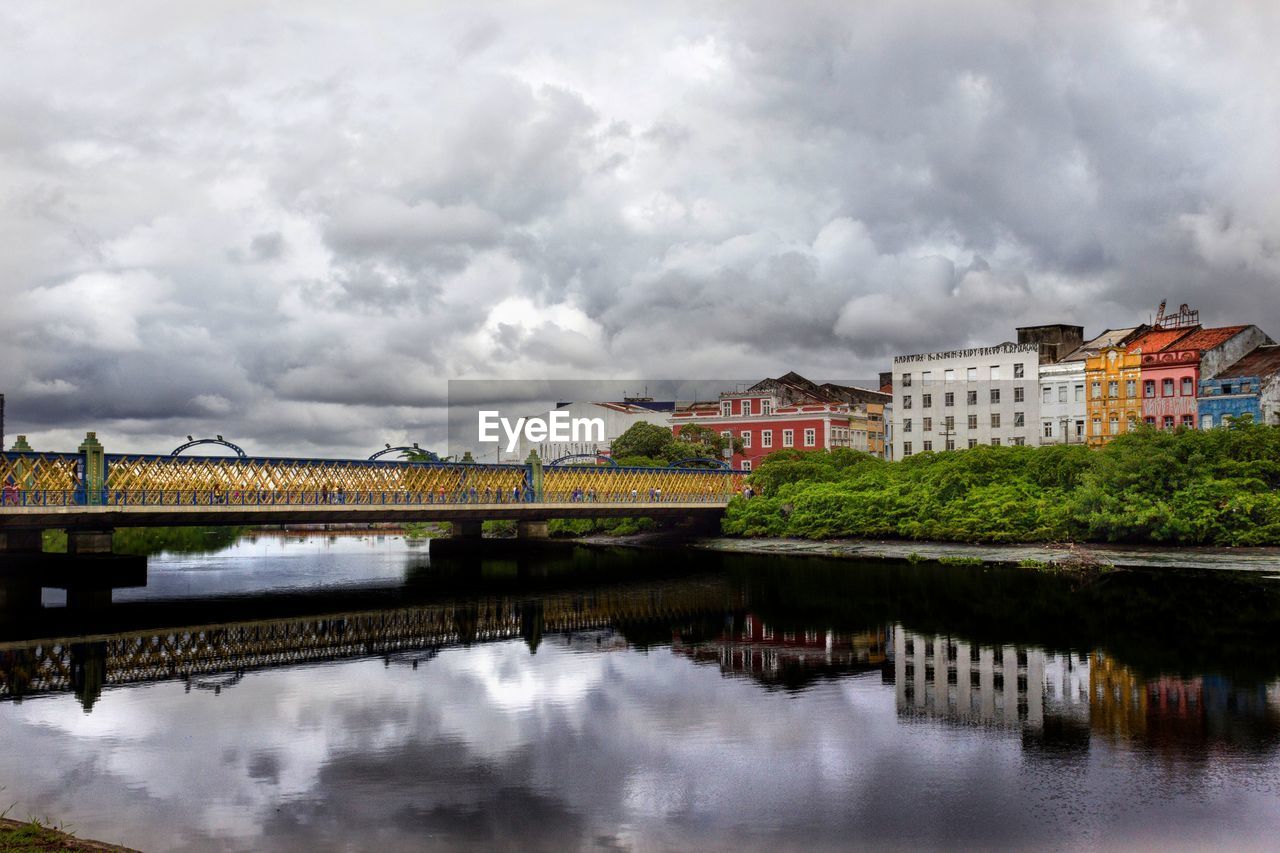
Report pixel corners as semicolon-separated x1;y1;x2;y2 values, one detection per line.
1084;346;1143;446
865;402;886;457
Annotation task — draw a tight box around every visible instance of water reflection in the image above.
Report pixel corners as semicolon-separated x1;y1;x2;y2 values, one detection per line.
1;538;1280;850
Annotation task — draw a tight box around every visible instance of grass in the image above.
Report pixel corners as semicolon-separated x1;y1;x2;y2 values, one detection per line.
0;817;135;852
938;556;985;567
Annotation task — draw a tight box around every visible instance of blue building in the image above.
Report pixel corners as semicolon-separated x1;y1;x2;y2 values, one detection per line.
1198;344;1280;428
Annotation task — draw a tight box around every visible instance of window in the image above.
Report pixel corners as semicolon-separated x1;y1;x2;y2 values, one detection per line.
1014;363;1025;378
1092;417;1102;435
1143;380;1155;398
944;392;955;407
1110;415;1120;435
902;396;913;410
903;441;913;456
990;389;1000;404
720;430;731;440
967;390;977;405
1201;414;1214;429
1014;386;1025;403
990;366;1002;380
1162;378;1175;396
1242;382;1252;394
903;418;913;433
1043;421;1054;438
1163;415;1175;430
782;429;794;447
1059;385;1068;403
1075;420;1085;438
803;428;816;447
1108;381;1118;398
1181;414;1195;428
922;440;933;452
991;413;1001;428
1014;412;1025;427
922;371;932;384
721;401;732;417
1075;384;1084;402
741;399;752;417
967;439;977;448
740;431;751;448
1043;386;1053;403
946;439;956;451
944;369;955;382
762;399;773;416
1181;377;1194;396
990;437;1001;446
967;367;978;381
1221;384;1233;395
1091;381;1102;399
922;393;932;408
762;430;773;448
901;373;912;388
1012;437;1025;446
967;414;978;430
922;417;933;432
1123;380;1134;399
741;460;752;471
945;415;955;431
1145;416;1155;426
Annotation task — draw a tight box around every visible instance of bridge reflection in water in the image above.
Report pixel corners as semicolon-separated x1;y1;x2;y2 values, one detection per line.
0;575;747;709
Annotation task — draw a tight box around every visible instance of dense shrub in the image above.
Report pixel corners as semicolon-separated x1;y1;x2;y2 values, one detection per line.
722;422;1280;546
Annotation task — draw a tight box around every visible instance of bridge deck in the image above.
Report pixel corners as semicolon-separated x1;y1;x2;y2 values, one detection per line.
0;501;728;530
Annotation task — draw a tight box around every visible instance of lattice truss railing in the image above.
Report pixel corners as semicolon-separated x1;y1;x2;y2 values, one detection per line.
0;452;82;505
102;455;529;506
543;466;744;503
0;582;743;698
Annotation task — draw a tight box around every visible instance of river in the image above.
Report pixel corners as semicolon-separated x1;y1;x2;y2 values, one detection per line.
2;532;1279;851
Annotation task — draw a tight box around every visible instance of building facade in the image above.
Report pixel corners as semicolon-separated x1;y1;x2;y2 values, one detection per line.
1199;344;1280;428
1084;345;1144;446
672;372;890;469
1038;327;1144;446
892;342;1042;458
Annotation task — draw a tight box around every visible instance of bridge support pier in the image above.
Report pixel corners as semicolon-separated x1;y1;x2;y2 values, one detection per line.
517;520;550;540
68;529;114;555
0;530;44;555
450;520;483;539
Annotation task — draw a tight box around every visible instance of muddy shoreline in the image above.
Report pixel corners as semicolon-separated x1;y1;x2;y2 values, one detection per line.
574;532;1280;572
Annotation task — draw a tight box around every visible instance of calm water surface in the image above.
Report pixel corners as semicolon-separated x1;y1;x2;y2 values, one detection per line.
2;533;1279;851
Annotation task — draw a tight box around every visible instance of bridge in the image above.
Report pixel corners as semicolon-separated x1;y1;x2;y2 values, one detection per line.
0;433;745;552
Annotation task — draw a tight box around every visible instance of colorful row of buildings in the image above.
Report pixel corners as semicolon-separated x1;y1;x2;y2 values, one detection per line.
513;302;1278;469
891;302;1280;459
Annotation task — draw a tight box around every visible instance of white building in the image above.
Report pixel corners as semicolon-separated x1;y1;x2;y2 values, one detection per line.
892;342;1042;458
892;627;1046;731
1037;328;1141;446
511;399;674;462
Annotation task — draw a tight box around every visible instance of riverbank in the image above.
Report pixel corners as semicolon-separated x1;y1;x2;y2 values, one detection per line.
576;531;1280;573
0;817;138;852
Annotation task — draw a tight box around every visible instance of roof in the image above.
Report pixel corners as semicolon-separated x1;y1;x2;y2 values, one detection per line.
1160;325;1249;354
1214;344;1280;380
745;371;890;405
1061;327;1141;362
1127;327;1196;354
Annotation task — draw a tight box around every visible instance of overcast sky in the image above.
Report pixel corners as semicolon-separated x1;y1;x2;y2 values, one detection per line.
3;1;1279;456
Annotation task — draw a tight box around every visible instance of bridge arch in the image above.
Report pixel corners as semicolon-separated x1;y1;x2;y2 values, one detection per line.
369;444;439;462
170;436;246;458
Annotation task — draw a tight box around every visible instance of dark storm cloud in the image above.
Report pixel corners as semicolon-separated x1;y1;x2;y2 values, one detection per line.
2;1;1279;454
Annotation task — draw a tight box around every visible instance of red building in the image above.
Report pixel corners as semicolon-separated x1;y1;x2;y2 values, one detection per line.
670;372;890;469
1137;325;1271;430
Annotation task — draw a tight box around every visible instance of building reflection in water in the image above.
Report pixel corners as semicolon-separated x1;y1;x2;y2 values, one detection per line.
890;628;1280;755
672;613;888;688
